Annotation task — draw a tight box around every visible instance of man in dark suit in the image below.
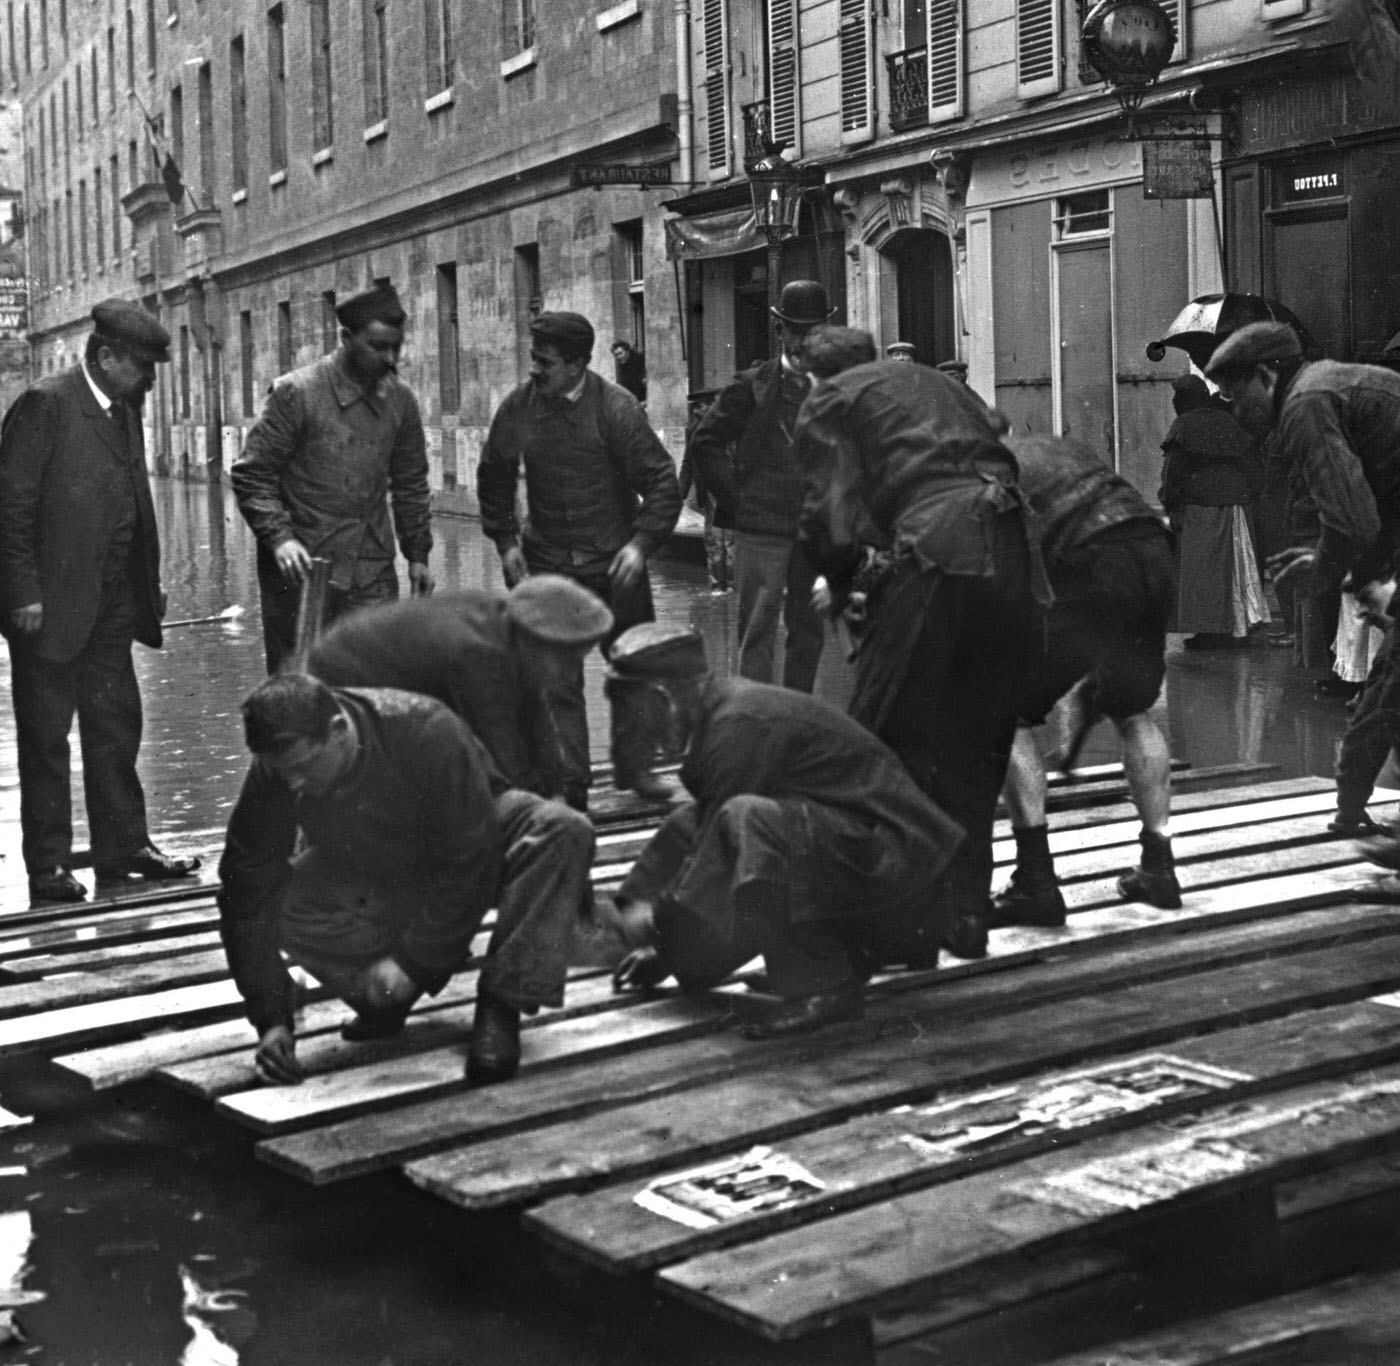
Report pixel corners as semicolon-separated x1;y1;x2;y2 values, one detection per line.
0;299;201;902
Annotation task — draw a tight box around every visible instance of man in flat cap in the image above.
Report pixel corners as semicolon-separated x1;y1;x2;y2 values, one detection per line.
688;279;836;694
1207;320;1400;848
604;624;962;1037
477;310;680;812
233;281;434;673
0;299;201;902
220;670;593;1085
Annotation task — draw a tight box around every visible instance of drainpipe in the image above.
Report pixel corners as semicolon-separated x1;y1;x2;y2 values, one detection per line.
674;0;693;186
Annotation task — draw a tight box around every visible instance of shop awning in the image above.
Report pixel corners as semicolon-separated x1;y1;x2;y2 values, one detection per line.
664;206;762;261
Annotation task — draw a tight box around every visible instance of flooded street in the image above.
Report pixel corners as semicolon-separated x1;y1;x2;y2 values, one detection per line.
0;480;1369;1363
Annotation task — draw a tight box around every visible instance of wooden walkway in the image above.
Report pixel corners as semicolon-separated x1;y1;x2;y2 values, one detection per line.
8;762;1400;1364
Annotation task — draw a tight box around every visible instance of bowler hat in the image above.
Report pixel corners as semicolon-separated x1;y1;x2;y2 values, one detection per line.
1204;321;1302;381
608;623;708;680
335;283;406;333
771;280;834;327
507;575;614;647
530;311;595;358
91;298;170;361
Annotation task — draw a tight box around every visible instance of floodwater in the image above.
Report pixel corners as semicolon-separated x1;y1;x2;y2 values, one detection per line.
0;480;1368;1364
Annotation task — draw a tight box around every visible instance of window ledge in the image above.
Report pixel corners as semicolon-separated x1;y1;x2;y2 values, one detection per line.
268;168;287;188
363;119;388;143
165;11;178;27
312;146;333;166
231;186;247;203
424;87;453;113
596;0;640;31
501;47;536;79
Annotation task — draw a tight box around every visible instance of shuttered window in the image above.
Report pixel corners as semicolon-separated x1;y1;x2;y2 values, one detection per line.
768;0;801;157
1156;0;1186;61
838;0;873;144
1015;0;1060;99
927;0;962;123
703;0;731;177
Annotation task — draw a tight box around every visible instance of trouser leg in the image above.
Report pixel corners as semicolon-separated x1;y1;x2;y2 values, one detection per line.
8;645;79;873
780;541;824;694
477;790;594;1011
1338;642;1394;820
734;532;789;685
542;649;592;812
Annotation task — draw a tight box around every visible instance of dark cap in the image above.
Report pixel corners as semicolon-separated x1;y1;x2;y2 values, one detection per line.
335;283;406;333
1204;321;1302;381
530;311;595;359
771;280;835;328
507;575;614;647
90;298;170;360
608;623;708;680
936;358;968;376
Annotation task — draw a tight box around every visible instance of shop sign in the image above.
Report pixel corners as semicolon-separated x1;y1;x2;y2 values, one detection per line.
1142;139;1214;199
1279;158;1345;202
570;161;673;189
1239;75;1397;157
0;284;26;338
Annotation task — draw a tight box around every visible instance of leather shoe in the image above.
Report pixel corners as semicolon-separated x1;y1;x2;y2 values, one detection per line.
1117;865;1183;910
988;879;1067;928
740;981;863;1040
1328;812;1383;837
94;844;202;884
466;994;521;1084
341;1007;410;1042
28;867;87;903
942;912;989;960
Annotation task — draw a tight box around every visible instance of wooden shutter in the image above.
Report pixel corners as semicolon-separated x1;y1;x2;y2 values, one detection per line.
768;0;801;158
927;0;963;123
703;0;732;178
838;0;873;144
1015;0;1060;99
1156;0;1186;62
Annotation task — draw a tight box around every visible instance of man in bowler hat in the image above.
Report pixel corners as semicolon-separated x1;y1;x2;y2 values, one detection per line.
0;299;201;901
233;282;435;673
688;279;836;693
477;310;680;812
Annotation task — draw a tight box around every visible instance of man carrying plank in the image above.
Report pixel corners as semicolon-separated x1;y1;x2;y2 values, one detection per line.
218;673;593;1087
605;624;963;1037
994;432;1180;926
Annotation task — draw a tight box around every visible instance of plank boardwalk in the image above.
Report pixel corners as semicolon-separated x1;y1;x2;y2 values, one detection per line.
12;762;1400;1364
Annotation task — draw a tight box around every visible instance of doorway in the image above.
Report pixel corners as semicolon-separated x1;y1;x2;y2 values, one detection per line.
1267;208;1349;359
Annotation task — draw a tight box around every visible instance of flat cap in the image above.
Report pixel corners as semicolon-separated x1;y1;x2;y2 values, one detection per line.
530;311;595;356
507;575;613;647
1204;321;1301;381
335;283;406;333
608;623;708;680
936;358;969;376
885;341;917;359
91;298;170;360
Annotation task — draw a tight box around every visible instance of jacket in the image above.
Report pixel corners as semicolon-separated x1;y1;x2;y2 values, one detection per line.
1159;405;1256;513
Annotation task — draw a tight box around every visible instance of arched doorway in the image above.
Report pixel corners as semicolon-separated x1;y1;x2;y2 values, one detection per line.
879;228;956;365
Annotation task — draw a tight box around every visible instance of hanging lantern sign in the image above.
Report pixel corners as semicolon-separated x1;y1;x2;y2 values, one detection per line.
1081;0;1175;108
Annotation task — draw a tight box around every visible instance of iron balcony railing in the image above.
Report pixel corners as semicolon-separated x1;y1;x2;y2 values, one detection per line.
886;46;929;133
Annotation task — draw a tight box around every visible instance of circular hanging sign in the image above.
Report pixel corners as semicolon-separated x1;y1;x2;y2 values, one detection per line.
1081;0;1175;91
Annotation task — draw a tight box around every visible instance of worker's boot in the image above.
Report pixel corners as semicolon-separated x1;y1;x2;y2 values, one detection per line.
1117;828;1182;910
989;825;1067;928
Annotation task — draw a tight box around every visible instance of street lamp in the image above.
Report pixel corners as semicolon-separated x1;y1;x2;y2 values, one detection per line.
1080;0;1175;131
745;131;801;353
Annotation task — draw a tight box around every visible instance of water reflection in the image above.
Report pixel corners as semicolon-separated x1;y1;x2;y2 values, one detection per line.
179;1259;256;1366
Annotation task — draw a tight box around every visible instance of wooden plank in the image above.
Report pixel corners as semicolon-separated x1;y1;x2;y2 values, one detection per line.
0;929;226;979
517;990;1400;1273
1036;1266;1400;1365
258;893;1400;1187
655;1058;1400;1341
0;905;220;965
0;948;234;1020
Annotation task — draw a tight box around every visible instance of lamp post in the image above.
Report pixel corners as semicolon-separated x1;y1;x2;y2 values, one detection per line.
745;130;800;354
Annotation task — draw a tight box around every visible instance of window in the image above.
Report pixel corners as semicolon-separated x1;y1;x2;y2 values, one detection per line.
64;187;73;277
74;58;82;139
267;4;286;174
125;6;133;89
310;0;333;150
437;263;459;414
277;298;292;373
1054;191;1111;237
127;136;138;192
90;46;98;120
35;104;42;173
61;78;68;156
48;91;55;166
838;0;873;142
927;0;964;122
701;0;730;175
109;152;121;255
615;220;645;349
8;3;16;86
362;0;388;126
145;0;155;73
107;25;115;110
321;290;337;353
502;0;534;54
23;0;30;76
50;195;59;280
240;309;255;416
196;61;213;202
768;0;801;157
425;0;452;92
38;0;45;67
514;243;540;367
77;177;87;272
1015;0;1061;98
93;164;102;270
179;325;191;417
169;81;183;185
229;34;247;191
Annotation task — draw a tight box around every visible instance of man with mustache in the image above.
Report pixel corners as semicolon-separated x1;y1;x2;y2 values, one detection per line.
0;299;201;902
233;282;435;673
478;311;680;812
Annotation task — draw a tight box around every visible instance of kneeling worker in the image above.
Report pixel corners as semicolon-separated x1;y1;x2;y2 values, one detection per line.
605;624;963;1036
218;674;591;1086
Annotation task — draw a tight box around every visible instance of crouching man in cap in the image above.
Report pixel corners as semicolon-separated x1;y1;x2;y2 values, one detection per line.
233;282;435;673
604;624;963;1037
1206;321;1400;849
478;310;680;811
219;673;591;1085
0;298;201;902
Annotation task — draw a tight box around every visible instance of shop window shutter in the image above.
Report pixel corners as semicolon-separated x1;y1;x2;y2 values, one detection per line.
703;0;732;178
768;0;802;158
1016;0;1061;99
927;0;963;123
838;0;874;144
1157;0;1186;62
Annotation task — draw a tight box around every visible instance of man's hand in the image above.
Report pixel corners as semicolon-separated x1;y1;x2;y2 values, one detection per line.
606;896;658;951
1355;578;1397;631
612;947;671;993
407;561;435;598
254;1025;303;1085
609;540;647;592
499;544;529;589
1266;546;1317;593
360;957;419;1014
8;603;42;635
273;538;314;585
811;576;833;615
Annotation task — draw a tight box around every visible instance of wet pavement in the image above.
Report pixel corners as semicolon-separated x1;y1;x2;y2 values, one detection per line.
0;480;1378;1363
